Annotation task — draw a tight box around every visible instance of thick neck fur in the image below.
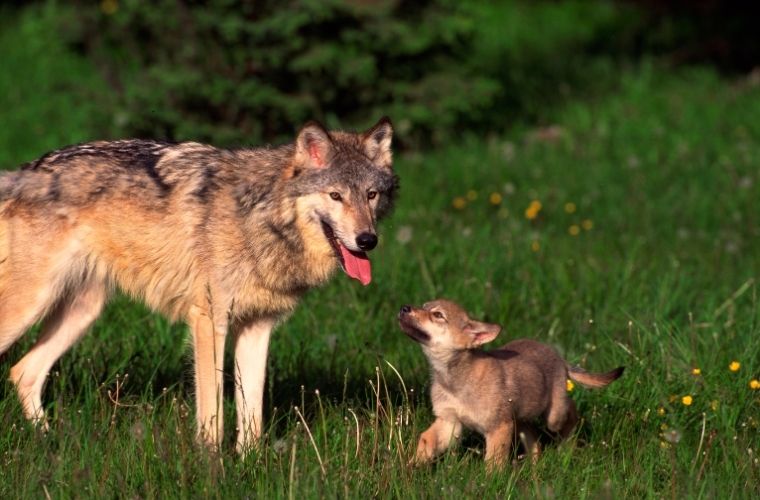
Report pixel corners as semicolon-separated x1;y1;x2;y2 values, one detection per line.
423;346;489;394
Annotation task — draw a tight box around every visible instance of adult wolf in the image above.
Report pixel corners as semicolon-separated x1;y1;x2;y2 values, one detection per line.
0;117;397;452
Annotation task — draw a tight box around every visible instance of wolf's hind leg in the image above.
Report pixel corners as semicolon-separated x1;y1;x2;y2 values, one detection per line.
9;279;106;426
545;373;572;435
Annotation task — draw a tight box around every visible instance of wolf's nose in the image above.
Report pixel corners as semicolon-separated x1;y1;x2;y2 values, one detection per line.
356;233;378;251
400;305;412;314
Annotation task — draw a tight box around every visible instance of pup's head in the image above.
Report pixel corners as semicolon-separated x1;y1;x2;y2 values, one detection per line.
397;299;502;354
289;117;398;286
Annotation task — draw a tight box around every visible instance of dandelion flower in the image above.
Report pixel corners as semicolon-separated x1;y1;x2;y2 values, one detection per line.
452;197;467;210
710;400;719;411
466;189;478;201
692;368;701;375
566;379;575;392
525;200;542;220
681;395;693;406
729;361;741;372
581;219;594;230
564;202;576;214
568;225;580;236
489;192;502;205
657;407;665;416
750;379;760;390
531;240;540;252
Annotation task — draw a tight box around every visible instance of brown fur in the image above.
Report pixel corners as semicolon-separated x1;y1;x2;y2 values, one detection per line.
0;118;397;453
398;299;623;468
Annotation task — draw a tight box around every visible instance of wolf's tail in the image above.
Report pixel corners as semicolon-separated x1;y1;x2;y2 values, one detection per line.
567;365;624;388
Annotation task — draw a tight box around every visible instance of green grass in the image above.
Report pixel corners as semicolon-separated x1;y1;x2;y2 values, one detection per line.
1;5;760;499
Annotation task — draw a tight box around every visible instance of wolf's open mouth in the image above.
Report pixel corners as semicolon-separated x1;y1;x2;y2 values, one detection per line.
398;316;431;344
320;220;372;286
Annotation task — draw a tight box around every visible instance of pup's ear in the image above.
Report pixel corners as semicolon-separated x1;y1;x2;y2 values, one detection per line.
296;121;333;169
464;320;501;347
362;116;393;168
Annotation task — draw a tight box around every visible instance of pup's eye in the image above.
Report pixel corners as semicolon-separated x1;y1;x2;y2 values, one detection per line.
432;311;444;320
367;190;378;200
329;192;342;201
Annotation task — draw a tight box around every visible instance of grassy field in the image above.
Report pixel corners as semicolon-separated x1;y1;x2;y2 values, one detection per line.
1;5;760;499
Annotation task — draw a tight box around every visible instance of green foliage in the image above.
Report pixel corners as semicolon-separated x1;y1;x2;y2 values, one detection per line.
0;3;111;167
58;0;500;146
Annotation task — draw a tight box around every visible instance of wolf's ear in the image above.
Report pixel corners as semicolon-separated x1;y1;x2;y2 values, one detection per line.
362;116;393;168
464;320;501;347
296;121;333;169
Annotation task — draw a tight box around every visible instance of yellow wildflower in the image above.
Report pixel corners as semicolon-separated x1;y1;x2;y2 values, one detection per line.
729;361;741;372
750;379;760;390
489;192;502;205
568;225;581;236
466;190;478;201
452;197;467;210
657;407;665;416
525;200;542;220
681;395;693;406
710;400;719;411
581;219;594;230
692;367;701;375
531;240;540;252
566;379;575;392
564;202;576;214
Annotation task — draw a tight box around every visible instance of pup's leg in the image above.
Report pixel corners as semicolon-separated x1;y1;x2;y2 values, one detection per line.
233;316;276;454
414;417;462;464
189;305;227;451
516;422;541;464
485;420;515;469
546;374;572;435
9;280;106;427
558;398;579;439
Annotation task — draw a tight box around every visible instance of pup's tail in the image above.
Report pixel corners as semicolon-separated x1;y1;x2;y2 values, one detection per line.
567;365;624;388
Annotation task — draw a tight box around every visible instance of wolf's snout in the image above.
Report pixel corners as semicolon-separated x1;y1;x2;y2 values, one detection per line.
356;232;378;251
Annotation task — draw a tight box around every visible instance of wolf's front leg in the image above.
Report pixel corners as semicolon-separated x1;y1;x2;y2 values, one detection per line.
485;420;515;470
189;305;227;451
414;417;462;464
234;316;276;454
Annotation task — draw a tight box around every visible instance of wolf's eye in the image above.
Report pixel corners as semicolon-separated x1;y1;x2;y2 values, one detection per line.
367;190;378;200
329;192;342;201
432;311;444;320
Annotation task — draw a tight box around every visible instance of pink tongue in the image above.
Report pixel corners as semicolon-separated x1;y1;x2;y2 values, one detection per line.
338;242;372;285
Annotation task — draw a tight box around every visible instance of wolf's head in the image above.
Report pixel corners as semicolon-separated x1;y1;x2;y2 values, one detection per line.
288;117;398;286
397;300;502;355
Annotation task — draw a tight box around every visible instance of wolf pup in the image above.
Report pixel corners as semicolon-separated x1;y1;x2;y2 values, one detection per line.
0;117;397;452
398;299;623;467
